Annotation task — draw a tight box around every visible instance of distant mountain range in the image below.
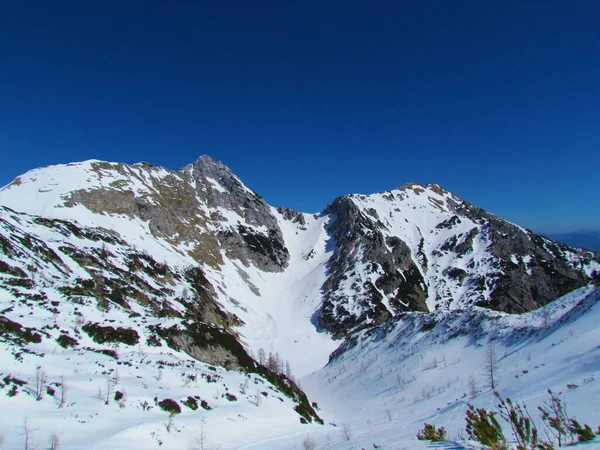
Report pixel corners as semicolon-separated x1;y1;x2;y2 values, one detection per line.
547;231;600;252
0;155;598;448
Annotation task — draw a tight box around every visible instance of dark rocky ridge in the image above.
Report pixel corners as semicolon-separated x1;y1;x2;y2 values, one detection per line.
319;197;428;339
445;196;596;312
62;156;290;272
2;158;598;342
185;156;290;272
314;185;598;337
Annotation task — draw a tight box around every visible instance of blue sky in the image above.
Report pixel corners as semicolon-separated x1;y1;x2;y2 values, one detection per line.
0;1;598;233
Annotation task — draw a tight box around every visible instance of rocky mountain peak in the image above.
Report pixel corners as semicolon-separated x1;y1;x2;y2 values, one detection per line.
181;156;290;272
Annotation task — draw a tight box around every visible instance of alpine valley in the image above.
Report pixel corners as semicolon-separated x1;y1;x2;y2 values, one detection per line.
0;155;598;449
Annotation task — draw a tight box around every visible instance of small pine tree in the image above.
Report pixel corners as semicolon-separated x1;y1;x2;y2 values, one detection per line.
568;419;596;442
494;392;541;450
465;403;507;449
538;389;572;446
417;423;446;442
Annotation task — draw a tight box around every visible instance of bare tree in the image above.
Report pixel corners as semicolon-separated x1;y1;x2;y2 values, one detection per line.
49;433;60;450
385;407;393;422
73;313;83;333
59;374;67;408
34;366;48;401
469;375;479;399
483;338;499;390
541;307;551;330
302;434;316;450
341;422;352;441
257;348;266;366
240;377;249;395
18;417;37;450
267;352;276;372
254;388;262;407
189;417;208;450
104;373;112;405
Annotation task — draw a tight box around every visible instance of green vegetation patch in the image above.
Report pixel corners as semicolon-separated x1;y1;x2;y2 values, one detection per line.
82;322;139;346
0;316;42;344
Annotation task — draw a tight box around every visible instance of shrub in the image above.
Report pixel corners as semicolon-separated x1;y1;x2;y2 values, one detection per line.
466;390;598;449
465;404;507;449
200;399;212;410
0;317;42;344
82;322;139;346
7;385;18;397
114;391;124;401
417;423;447;442
56;334;78;349
494;392;541;449
157;398;181;416
182;396;198;410
591;270;599;287
224;392;237;402
84;347;119;359
569;419;596;442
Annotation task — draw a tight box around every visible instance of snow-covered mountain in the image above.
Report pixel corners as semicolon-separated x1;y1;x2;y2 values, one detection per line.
301;285;600;449
0;155;599;448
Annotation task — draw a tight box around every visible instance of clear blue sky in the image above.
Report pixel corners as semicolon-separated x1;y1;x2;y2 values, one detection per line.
1;1;598;233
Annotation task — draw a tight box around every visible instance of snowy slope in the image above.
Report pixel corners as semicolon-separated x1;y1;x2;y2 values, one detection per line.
0;159;340;376
1;157;599;449
318;183;599;336
347;185;498;310
206;208;339;378
297;285;600;449
0;205;323;449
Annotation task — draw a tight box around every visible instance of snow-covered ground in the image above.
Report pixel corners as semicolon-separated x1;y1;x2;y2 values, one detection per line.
2;273;598;449
1;159;599;449
295;285;600;449
210;208;339;378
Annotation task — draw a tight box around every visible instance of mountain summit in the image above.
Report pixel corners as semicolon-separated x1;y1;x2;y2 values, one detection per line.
1;157;597;341
0;156;599;448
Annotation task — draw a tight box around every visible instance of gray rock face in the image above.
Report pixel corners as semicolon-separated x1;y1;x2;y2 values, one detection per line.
63;162;223;267
183;155;289;272
186;155;279;230
314;186;598;337
276;206;307;226
446;197;595;312
61;157;290;272
319;196;428;338
4;157;598;342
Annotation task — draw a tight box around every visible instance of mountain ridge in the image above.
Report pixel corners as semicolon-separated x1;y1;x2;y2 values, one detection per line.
1;155;599;448
1;156;598;330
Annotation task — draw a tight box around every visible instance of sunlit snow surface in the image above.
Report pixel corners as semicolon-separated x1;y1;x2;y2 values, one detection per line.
0;161;599;448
